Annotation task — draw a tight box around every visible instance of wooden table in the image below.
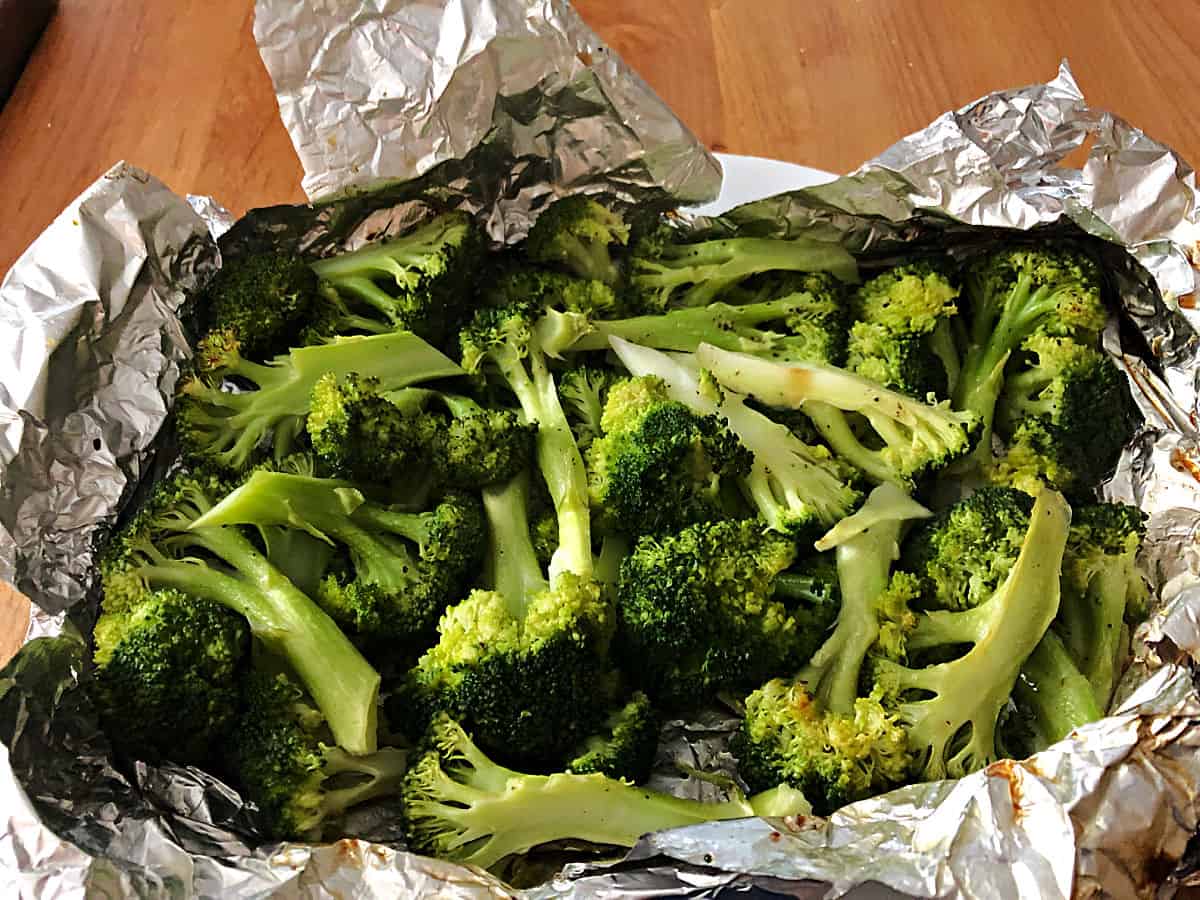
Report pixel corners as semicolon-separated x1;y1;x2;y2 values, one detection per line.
0;1;1197;656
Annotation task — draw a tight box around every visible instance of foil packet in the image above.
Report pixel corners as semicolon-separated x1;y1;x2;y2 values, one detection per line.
2;0;1199;895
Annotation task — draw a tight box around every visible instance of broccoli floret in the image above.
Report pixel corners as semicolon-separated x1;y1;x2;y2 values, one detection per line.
99;469;381;754
588;376;752;535
176;331;463;473
872;489;1072;780
953;246;1108;468
539;271;849;365
487;266;622;318
616;519;805;705
733;681;912;814
91;588;249;764
900;487;1034;611
1054;502;1148;708
403;714;810;871
307;375;535;490
696;344;980;486
230;671;407;840
771;552;842;667
626;223;858;313
408;466;614;768
990;334;1137;496
193;252;319;362
565;691;659;782
559;365;623;452
194;472;485;646
309;211;483;346
609;338;860;537
846;261;961;399
524;196;630;286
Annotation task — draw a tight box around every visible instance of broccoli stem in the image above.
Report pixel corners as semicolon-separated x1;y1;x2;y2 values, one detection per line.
491;343;592;581
799;484;929;715
954;275;1063;463
481;475;550;618
318;746;409;819
928;318;961;397
1013;631;1102;748
1057;562;1134;708
139;527;380;755
875;490;1070;779
406;717;810;870
802;402;894;483
563;300;824;355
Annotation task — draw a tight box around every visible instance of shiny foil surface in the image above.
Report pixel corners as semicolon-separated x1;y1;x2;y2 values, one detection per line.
0;2;1198;896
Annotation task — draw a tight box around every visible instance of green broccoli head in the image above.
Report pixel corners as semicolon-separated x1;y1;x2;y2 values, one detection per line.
487;265;622;318
565;691;659;782
229;671;407;840
524;196;630;286
439;400;536;490
91;588;249;765
587;376;752;536
307;373;444;484
408;576;616;769
770;551;843;667
990;334;1137;496
846;261;961;400
900;487;1034;611
616;519;802;706
559;364;624;451
194;251;320;362
734;680;912;814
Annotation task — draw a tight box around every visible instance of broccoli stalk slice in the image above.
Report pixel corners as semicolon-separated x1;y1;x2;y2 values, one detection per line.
178;332;463;472
798;484;931;715
403;715;810;870
1012;631;1102;749
631;236;858;310
466;319;593;581
696;344;979;485
316;746;410;821
480;474;550;617
538;295;841;362
124;523;379;756
873;490;1071;780
608;337;858;534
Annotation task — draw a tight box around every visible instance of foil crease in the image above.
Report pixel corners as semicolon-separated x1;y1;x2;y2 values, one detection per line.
253;0;722;230
2;5;1200;897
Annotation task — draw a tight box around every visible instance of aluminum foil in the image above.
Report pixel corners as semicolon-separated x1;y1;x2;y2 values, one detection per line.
2;3;1200;897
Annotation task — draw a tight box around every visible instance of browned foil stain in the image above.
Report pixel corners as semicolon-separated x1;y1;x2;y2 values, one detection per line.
984;758;1026;822
1177;294;1197;310
1170;446;1200;483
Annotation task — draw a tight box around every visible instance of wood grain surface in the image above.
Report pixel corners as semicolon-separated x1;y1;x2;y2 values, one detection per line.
0;0;1196;671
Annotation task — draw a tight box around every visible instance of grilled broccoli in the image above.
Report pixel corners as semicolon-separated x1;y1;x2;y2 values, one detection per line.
696;344;980;486
846;261;961;399
403;714;810;871
1054;502;1149;708
609;338;860;538
587;376;752;535
626;222;858;313
953;245;1108;468
407;468;615;769
538;271;849;365
192;251;319;363
486;266;622;318
617;518;806;705
559;365;623;452
307;375;535;490
230;671;407;840
193;472;485;646
1007;630;1102;755
176;331;463;473
91;588;249;764
98;469;380;755
524;196;630;286
564;691;659;783
990;334;1137;496
872;489;1073;780
309;211;483;345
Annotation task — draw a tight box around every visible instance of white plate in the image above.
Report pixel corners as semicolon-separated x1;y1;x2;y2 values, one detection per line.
690;153;836;217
